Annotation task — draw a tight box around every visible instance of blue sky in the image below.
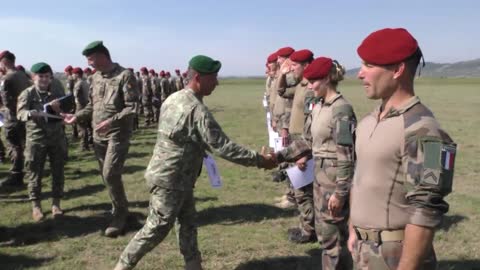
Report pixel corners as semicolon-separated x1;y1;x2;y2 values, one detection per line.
1;0;478;76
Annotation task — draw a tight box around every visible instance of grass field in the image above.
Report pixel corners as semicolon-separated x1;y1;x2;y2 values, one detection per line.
0;78;479;270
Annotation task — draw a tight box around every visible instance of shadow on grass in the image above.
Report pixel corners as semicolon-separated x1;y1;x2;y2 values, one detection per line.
64;200;149;213
0;252;54;270
439;214;468;232
234;249;322;270
123;164;147;174
0;184;105;203
197;203;296;226
127;151;151;159
438;260;480;270
0;211;146;247
195;196;218;203
64;168;101;180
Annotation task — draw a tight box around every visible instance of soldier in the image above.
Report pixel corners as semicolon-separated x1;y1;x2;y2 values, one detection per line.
166;71;178;94
140;67;153;126
175;69;185;91
159;70;170;103
279;49;317;243
264;52;278;110
72;67;91;151
271;47;298;210
152;71;162;123
84;67;93;85
114;55;276;270
275;57;355;269
64;65;79;138
0;50;32;188
17;62;67;221
348;28;456;269
182;72;188;86
63;41;139;237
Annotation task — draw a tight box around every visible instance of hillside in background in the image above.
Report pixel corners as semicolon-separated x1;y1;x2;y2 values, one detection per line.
346;58;480;78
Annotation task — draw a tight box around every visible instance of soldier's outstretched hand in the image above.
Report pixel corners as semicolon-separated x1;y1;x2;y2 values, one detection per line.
260;146;277;170
61;113;77;124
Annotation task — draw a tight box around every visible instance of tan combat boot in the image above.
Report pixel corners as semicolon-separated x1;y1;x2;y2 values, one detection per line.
32;200;44;222
273;194;287;202
105;213;127;238
274;197;296;209
185;259;203;270
52;198;64;219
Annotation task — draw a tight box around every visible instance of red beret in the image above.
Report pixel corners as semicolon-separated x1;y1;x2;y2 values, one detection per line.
92;69;96;74
303;57;333;81
175;69;180;73
83;67;92;73
276;47;295;57
72;67;83;75
64;65;73;72
166;72;171;76
160;71;165;76
16;65;25;72
127;67;134;72
182;72;187;77
149;69;155;74
357;28;419;65
289;49;314;63
0;50;15;61
140;67;148;73
267;52;278;64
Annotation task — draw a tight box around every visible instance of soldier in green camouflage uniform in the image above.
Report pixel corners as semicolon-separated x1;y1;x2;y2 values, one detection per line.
63;41;139;237
0;50;32;187
64;65;79;139
72;67;91;151
140;68;153;126
152;72;162;123
348;28;455;270
276;57;355;269
159;70;170;104
114;55;276;270
166;71;178;95
17;62;67;221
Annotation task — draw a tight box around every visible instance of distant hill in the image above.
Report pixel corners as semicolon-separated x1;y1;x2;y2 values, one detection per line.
346;58;480;78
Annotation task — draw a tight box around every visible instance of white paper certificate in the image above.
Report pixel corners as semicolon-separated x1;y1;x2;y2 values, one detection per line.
286;159;315;189
203;155;222;188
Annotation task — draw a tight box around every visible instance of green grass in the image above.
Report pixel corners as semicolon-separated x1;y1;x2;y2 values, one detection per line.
0;78;479;269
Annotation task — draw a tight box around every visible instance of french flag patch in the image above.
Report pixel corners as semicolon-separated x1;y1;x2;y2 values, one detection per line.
441;145;456;170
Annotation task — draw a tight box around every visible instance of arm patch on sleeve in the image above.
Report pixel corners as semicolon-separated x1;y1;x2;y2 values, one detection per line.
421;137;456;195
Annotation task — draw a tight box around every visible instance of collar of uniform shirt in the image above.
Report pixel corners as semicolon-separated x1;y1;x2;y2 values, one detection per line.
323;93;343;106
101;63;120;78
375;96;421;119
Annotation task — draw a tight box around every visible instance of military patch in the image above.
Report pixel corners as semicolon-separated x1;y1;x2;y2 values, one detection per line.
441;145;456;170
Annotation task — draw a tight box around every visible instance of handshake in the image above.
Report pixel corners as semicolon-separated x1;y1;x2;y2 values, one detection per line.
259;146;279;170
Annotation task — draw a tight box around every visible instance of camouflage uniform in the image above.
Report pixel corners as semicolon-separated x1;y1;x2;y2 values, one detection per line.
168;76;178;95
285;78;316;241
141;74;153;126
351;96;455;269
75;63;138;224
66;74;79;138
151;76;162;123
175;75;185;92
0;69;32;184
118;88;267;269
160;76;170;103
73;77;91;150
17;84;67;201
278;93;356;269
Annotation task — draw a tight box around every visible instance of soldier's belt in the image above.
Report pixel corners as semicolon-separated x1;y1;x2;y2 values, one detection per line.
354;227;404;243
313;157;337;168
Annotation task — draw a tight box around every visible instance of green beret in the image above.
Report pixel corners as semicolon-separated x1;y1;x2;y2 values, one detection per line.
189;55;222;74
30;62;52;74
82;40;109;56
